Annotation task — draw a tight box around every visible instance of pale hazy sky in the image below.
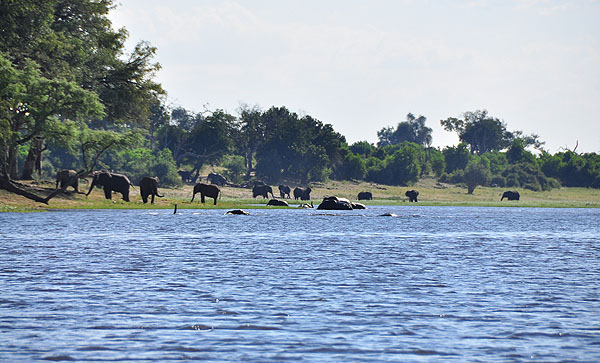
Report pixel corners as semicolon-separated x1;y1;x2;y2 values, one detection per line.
109;0;600;152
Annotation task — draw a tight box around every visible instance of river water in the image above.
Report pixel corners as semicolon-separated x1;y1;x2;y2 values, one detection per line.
1;206;599;362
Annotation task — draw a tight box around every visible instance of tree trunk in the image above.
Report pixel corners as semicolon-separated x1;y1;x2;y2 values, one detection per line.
7;146;19;180
21;138;45;180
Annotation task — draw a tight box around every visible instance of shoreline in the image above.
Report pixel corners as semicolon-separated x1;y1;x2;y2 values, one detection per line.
2;178;599;212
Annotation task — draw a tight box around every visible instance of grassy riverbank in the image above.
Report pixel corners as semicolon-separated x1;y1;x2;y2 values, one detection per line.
1;178;599;212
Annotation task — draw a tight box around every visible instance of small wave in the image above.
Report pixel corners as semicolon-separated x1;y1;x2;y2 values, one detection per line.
234;324;280;330
76;346;115;351
182;324;213;330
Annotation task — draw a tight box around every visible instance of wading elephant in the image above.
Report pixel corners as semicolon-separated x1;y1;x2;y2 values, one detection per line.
278;184;291;199
56;169;79;192
267;199;289;207
357;191;372;200
87;171;133;202
139;176;164;204
501;190;520;201
317;196;353;210
405;189;419;202
253;185;274;198
191;183;221;205
207;172;228;186
293;187;312;201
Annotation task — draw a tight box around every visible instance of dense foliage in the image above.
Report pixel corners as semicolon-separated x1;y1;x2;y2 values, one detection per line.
1;2;599;199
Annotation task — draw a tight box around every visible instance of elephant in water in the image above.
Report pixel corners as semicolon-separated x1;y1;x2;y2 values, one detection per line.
191;183;221;205
293;187;312;201
357;191;372;200
278;184;291;199
501;190;520;201
56;169;79;192
139;176;163;204
253;184;274;198
317;196;353;210
267;199;289;207
405;189;419;202
87;170;133;202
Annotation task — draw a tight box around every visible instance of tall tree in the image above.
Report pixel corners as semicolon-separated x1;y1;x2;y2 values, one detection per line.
441;110;512;155
377;113;432;147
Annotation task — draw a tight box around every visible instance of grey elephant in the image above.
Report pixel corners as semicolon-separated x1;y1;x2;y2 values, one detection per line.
501;190;520;201
405;189;419;202
56;169;79;192
267;199;289;207
278;184;291;198
253;184;274;198
86;170;133;202
191;183;221;205
357;191;372;200
139;176;164;204
293;187;312;201
317;196;353;210
207;172;227;186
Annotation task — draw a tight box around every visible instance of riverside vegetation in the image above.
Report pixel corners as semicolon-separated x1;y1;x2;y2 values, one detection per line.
1;176;599;212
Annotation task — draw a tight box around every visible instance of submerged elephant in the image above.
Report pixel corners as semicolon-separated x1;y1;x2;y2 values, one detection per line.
317;196;353;210
278;184;291;199
405;189;419;202
139;176;164;204
501;190;520;201
267;199;289;207
191;183;221;205
56;169;79;192
357;191;372;200
207;172;227;186
293;187;312;201
252;184;274;198
86;170;133;202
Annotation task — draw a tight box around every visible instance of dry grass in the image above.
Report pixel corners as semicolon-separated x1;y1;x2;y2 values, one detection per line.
1;177;599;212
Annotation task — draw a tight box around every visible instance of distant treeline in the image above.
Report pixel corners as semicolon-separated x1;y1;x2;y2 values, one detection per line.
2;1;599;197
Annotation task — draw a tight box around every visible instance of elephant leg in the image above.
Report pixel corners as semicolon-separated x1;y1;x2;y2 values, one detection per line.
103;186;112;200
213;196;217;205
150;194;155;204
201;193;206;203
123;192;130;202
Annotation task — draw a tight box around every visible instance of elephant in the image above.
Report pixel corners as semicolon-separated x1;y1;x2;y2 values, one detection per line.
178;170;198;184
207;172;228;186
501;190;520;201
56;169;79;192
226;209;249;215
267;199;289;207
293;187;312;201
86;170;133;202
278;184;291;199
357;191;372;200
317;196;353;210
139;176;163;204
253;184;274;198
405;189;419;202
191;183;221;205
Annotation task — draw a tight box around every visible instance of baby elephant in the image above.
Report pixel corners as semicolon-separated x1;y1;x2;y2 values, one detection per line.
139;176;164;204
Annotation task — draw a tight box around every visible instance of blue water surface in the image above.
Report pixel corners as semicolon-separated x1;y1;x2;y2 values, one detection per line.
1;206;599;362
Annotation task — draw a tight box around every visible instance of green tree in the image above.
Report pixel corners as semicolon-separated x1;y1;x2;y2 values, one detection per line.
377;113;432;147
463;159;491;194
441;110;512;154
442;143;470;173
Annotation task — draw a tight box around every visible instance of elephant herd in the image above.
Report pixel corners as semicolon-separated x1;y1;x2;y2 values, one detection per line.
56;169;163;204
57;168;522;207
